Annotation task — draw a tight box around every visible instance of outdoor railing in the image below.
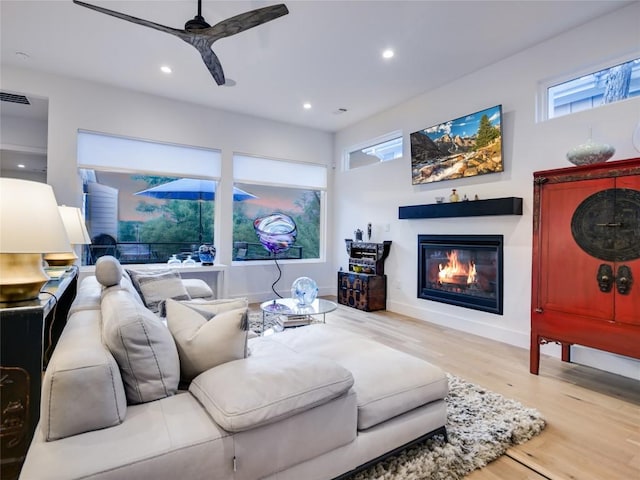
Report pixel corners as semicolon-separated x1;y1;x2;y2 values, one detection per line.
85;241;304;265
86;242;203;265
232;242;303;261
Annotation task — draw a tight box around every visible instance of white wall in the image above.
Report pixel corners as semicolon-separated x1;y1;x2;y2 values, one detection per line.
333;2;640;379
0;67;336;302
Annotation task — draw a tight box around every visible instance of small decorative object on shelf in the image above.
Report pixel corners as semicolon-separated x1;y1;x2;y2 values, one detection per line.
566;137;615;166
367;223;372;241
354;228;363;241
435;196;445;204
291;277;318;306
182;255;197;266
198;244;216;265
167;254;181;266
450;189;460;202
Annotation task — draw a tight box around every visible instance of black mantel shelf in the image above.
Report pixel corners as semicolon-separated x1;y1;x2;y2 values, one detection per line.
398;197;523;219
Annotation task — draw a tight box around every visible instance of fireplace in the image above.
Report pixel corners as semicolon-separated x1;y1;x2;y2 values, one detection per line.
417;234;503;314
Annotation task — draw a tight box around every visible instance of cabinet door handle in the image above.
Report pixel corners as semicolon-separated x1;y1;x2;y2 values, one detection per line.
616;265;633;295
597;264;614;293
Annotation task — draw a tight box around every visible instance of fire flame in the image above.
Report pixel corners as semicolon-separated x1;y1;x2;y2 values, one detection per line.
438;250;477;285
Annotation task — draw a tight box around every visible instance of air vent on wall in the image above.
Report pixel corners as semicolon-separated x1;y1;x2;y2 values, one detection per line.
0;92;31;105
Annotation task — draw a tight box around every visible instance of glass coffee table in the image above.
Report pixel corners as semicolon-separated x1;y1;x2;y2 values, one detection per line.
259;298;337;334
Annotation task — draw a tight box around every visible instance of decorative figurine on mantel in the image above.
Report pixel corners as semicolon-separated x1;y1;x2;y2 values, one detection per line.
450;189;460;202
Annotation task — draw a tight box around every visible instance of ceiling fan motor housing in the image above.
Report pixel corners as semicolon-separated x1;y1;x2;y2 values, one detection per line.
185;15;210;31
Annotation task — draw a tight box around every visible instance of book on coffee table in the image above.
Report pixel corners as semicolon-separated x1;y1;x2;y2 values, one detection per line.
278;315;312;328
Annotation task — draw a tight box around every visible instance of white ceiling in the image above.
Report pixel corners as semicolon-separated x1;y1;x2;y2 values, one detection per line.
0;0;634;132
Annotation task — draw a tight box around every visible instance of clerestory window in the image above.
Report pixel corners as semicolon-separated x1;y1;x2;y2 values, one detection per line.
547;57;640;119
345;131;403;170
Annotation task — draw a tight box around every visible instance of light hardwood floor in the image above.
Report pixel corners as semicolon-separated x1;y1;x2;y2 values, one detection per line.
253;300;640;480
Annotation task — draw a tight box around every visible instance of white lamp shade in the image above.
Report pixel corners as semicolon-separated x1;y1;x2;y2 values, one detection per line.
58;206;91;244
0;178;71;253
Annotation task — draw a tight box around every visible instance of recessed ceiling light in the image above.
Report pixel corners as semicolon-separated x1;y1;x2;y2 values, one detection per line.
303;102;312;110
160;65;172;74
382;49;394;59
17;164;25;169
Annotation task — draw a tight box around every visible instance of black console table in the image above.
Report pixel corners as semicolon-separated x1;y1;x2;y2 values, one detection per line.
0;268;78;480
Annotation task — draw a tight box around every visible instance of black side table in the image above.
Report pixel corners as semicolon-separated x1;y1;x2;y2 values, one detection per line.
0;268;78;480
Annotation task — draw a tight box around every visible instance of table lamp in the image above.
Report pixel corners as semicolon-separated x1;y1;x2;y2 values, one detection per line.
0;178;71;302
44;206;92;266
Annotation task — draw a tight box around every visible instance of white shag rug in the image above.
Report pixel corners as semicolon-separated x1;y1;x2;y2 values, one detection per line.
344;374;546;480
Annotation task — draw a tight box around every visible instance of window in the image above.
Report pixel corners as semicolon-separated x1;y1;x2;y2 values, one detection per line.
547;57;640;119
346;131;403;169
232;154;327;261
77;131;221;265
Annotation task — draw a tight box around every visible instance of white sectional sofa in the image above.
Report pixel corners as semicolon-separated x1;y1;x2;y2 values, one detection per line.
19;257;448;480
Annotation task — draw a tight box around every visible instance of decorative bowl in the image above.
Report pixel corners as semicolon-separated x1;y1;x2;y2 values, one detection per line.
566;140;615;166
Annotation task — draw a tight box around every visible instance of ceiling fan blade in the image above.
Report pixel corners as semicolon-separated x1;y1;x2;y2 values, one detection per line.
73;0;190;42
206;4;289;40
73;0;289;87
196;43;226;85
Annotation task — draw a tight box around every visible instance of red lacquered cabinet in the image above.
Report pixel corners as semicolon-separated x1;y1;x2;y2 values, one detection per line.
531;157;640;374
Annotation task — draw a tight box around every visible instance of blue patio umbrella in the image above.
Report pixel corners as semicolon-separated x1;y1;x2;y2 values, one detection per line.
135;178;256;243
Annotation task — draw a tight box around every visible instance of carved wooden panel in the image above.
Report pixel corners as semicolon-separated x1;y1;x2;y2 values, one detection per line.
338;272;386;311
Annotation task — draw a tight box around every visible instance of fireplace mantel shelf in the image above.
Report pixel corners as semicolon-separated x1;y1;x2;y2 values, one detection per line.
398;197;523;220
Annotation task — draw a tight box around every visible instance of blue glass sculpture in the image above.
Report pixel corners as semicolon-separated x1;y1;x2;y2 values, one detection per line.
198;244;216;265
253;213;297;254
291;277;318;306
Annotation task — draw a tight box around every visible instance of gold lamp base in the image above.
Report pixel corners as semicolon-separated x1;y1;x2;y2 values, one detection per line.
43;251;78;267
0;253;49;302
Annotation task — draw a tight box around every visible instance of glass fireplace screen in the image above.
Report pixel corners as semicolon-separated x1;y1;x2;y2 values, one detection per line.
417;235;503;315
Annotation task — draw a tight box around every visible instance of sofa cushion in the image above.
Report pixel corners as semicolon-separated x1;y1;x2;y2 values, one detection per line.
126;268;190;313
165;299;249;381
41;310;127;440
68;276;103;314
102;289;180;404
261;324;449;430
189;353;354;432
21;393;234;480
95;255;123;287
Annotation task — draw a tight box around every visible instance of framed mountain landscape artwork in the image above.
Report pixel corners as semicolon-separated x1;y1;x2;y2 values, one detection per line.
410;105;503;185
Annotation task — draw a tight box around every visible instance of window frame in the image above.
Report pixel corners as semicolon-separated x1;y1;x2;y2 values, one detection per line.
76;131;222;265
231;153;328;265
344;130;403;170
538;54;640;122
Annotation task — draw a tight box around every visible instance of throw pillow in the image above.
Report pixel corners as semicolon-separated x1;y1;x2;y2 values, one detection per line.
101;289;180;404
179;297;249;315
126;269;190;313
165;298;249;382
182;278;214;299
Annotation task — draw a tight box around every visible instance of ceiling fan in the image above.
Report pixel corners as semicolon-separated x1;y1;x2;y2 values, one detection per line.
73;0;289;86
